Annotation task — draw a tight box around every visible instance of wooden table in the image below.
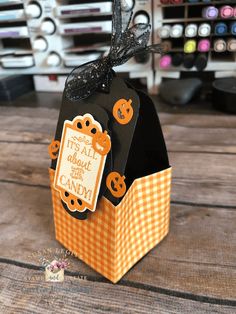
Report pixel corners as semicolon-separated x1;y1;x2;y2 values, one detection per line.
0;94;235;313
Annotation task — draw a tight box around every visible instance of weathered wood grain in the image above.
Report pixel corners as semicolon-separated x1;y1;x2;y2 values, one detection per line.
0;181;96;277
0;112;57;144
0;106;59;119
163;125;236;153
126;204;236;300
1;142;236;207
0;182;235;300
0;142;50;187
2;117;236;154
159;113;236;128
1;103;236;311
1;105;236;126
0;263;235;314
169;152;236;207
0;91;61;112
1;107;236;154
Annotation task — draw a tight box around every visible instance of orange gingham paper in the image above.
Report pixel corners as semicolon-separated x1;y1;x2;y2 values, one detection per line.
49;167;172;283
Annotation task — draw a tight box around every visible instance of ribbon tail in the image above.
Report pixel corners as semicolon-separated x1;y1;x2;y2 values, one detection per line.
110;0;133;53
145;43;163;55
65;59;112;101
64;1;161;102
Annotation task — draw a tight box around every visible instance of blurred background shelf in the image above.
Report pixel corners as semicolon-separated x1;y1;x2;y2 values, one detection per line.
0;0;235;94
0;0;154;92
153;0;236;91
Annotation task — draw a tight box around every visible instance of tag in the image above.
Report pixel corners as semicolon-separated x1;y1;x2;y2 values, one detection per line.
54;114;111;213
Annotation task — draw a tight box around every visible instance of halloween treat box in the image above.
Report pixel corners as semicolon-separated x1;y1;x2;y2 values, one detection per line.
48;0;171;283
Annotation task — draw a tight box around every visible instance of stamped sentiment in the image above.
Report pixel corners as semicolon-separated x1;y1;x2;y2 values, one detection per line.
54;114;111;212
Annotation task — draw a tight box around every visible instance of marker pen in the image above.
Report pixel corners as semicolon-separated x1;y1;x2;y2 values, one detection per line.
202;6;218;19
170;24;183;38
227;38;236;51
198;23;211;37
185;24;198;38
214;39;227;52
220;6;234;19
159;55;172;69
171;53;183;67
215;22;227;36
194;53;208;71
183;54;195;69
158;25;171;38
230;22;236;35
198;39;211;52
184;40;197;53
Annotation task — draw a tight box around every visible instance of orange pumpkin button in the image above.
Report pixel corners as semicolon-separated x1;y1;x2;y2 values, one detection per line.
113;98;133;125
92;130;111;156
106;171;126;198
48;140;60;160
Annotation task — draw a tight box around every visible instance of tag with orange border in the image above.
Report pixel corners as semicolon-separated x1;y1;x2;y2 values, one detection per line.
54;114;111;213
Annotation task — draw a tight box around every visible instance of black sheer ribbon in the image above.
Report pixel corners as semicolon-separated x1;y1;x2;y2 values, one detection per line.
65;0;162;101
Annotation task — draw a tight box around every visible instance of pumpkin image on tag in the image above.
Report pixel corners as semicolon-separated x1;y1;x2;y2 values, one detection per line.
92;130;111;156
54;113;111;213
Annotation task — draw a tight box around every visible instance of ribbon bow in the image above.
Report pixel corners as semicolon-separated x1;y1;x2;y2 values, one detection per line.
65;0;162;101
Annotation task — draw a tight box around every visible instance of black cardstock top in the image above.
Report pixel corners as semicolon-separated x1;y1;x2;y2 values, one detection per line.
51;74;170;219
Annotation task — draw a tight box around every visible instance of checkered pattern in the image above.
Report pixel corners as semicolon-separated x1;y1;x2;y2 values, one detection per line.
49;167;172;283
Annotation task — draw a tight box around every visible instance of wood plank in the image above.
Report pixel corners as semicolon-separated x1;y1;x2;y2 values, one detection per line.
0;91;61;112
2;106;236;128
1;142;235;206
2;120;236;155
0;263;235;314
1;106;236;127
163;125;236;153
1;108;236;155
169;152;236;207
0;182;96;277
160;113;236;154
0;112;57;144
1;105;236;305
126;204;236;300
0;107;53;144
0;142;50;187
160;113;236;128
0;105;58;144
0;182;235;300
0;106;59;119
2;118;236;155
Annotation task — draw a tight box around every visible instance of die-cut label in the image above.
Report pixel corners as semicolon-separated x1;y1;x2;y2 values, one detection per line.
54;114;110;212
